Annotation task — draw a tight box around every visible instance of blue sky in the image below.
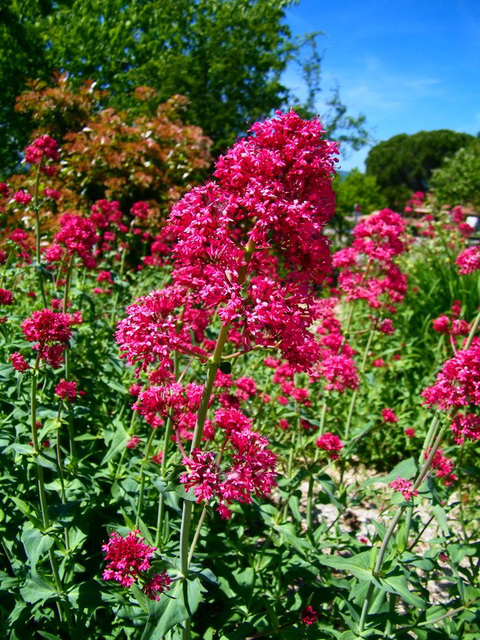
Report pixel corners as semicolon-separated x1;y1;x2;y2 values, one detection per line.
283;0;480;171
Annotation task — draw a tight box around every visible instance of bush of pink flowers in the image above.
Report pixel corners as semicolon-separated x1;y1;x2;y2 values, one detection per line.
0;113;478;640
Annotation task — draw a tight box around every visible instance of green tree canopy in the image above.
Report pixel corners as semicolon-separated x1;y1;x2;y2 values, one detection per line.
334;169;387;219
365;129;475;210
1;0;368;176
430;138;480;209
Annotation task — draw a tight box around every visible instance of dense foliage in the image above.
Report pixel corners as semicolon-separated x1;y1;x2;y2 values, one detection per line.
0;0;368;176
333;168;387;225
365;130;476;209
431;139;480;209
11;75;212;227
0;113;479;640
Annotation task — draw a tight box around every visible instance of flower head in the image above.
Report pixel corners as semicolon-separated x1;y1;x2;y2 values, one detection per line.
302;605;319;626
382;408;398;423
316;432;344;459
9;352;30;372
21;308;79;368
391;476;418;501
55;379;77;402
456;245;480;275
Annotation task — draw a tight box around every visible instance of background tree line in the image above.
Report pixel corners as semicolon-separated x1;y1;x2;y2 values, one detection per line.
0;0;368;177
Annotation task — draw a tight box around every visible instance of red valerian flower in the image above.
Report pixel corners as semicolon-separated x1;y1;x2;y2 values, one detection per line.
422;339;480;410
126;435;141;449
426;449;457;486
0;182;10;197
449;413;480;444
9;352;30;372
53;213;100;269
0;288;13;306
301;605;319;626
103;530;155;587
141;571;172;601
404;428;416;439
25;135;59;165
456;245;480;275
180;408;276;519
55;379;78;402
102;530;170;599
382;408;398;423
13;190;32;205
131;201;149;219
21;308;80;368
316;432;344;459
43;187;61;200
390;476;418;501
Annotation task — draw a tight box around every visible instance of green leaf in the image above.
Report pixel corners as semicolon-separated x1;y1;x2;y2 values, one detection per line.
11;497;43;529
20;574;58;604
362;457;417;487
273;523;310;554
431;503;450;535
21;524;54;569
317;551;374;582
380;571;426;608
141;577;205;640
102;420;129;464
38;632;63;640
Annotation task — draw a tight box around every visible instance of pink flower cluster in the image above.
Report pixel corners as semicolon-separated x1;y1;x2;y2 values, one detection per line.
432;300;470;339
9;351;30;372
404;191;424;214
162;110;338;371
426;449;457;486
21;308;82;368
25;135;59;166
382;408;398;423
422;338;480;468
47;213;100;269
422;339;480;410
315;432;344;460
134;381;204;434
0;288;13;306
102;530;171;600
390;476;418;501
333;209;408;312
116;286;209;377
301;605;319;626
309;298;358;393
13;190;32;205
55;379;78;402
456;245;480;275
180;408;276;519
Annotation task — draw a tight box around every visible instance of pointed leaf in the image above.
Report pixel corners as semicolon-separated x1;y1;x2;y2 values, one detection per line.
21;525;54;569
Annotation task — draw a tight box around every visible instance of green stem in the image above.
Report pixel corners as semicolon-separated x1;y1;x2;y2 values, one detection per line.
178;239;255;640
114;409;137;482
358;424;449;633
62;255;74;313
187;506;208;565
135;428;157;528
33;163;47;307
63;349;76;464
344;325;375;441
31;359;49;528
307;398;327;531
111;244;128;325
31;359;71;626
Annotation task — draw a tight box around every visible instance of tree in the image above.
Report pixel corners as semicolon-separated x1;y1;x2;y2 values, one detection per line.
1;0;368;174
430;139;480;209
10;76;212;225
365;130;475;210
0;1;53;173
334;169;387;219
